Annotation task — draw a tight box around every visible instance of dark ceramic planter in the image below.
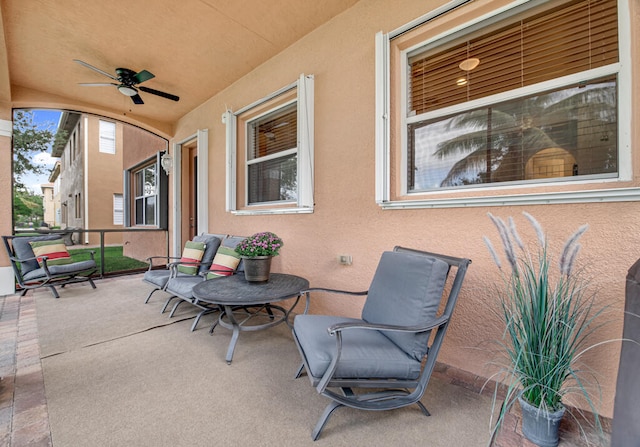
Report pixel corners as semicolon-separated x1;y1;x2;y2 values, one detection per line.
241;255;272;282
519;396;566;447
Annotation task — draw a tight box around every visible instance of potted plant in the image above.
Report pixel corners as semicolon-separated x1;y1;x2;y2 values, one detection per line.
235;232;283;282
483;212;607;447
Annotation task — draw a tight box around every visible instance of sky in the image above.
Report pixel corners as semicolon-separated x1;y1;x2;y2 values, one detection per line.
18;109;62;194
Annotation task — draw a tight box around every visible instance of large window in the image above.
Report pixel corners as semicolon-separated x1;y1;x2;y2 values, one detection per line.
376;0;632;207
224;74;314;215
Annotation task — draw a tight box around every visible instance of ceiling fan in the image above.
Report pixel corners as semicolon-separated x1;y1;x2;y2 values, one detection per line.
74;59;179;105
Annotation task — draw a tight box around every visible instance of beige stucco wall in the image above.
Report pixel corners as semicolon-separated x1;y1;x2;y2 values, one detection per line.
167;0;640;419
84;116;124;245
121;124;168;262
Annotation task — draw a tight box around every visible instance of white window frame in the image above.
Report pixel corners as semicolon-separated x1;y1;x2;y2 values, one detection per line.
99;120;116;154
375;0;638;209
223;74;314;215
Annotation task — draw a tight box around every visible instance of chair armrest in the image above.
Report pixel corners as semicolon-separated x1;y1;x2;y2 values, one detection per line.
300;288;368;314
9;254;39;264
328;315;450;335
302;287;368;296
146;255;180;270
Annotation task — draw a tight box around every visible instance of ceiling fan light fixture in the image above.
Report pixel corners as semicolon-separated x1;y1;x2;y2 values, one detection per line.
459;57;480;71
117;85;138;97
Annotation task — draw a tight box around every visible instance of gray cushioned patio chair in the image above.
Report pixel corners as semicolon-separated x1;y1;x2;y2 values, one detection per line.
2;234;97;299
292;246;470;440
143;233;225;305
164;235;246;331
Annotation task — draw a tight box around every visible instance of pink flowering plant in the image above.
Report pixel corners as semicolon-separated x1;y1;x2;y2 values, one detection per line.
235;232;283;257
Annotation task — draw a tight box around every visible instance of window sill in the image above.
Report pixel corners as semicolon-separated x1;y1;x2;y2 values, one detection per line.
231;207;314;216
378;187;640;210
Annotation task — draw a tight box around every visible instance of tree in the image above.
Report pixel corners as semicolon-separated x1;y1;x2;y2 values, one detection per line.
13;187;44;227
12;110;66;190
432;84;617;187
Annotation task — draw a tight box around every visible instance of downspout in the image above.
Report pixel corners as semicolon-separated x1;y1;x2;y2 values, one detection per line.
83;116;89;244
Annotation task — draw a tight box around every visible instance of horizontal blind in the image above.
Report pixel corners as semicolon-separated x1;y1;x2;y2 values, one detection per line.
409;0;618;115
249;106;297;160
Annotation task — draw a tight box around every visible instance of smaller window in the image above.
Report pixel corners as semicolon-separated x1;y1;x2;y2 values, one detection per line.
225;74;314;215
134;163;157;226
247;103;298;204
113;193;123;225
99;120;116;154
74;193;81;219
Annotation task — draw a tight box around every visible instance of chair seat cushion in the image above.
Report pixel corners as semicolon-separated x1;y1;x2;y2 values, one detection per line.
22;260;96;281
293;315;422;380
165;275;205;299
143;269;172;288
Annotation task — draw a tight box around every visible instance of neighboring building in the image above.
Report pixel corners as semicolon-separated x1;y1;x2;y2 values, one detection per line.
52;112;167;246
39;183;55;227
48;161;61;227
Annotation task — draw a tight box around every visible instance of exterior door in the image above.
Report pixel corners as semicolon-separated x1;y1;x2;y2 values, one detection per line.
188;146;198;240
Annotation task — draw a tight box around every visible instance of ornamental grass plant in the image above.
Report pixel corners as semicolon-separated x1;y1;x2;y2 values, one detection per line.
483;212;609;445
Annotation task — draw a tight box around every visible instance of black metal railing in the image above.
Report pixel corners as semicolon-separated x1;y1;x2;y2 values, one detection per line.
14;227;169;278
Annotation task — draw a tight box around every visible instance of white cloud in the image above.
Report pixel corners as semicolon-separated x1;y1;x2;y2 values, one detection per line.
33;152;57;167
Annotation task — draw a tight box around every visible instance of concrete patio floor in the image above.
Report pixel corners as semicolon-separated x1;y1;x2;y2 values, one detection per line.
0;275;609;446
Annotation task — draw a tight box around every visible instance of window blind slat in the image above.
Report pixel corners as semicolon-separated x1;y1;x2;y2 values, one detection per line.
409;0;618;115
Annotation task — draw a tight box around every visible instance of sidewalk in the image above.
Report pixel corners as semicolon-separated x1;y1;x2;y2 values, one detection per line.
0;292;52;446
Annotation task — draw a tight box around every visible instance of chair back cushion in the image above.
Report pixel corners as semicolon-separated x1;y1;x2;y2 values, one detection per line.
207;246;241;279
193;234;224;274
11;235;61;273
361;251;449;360
177;241;206;275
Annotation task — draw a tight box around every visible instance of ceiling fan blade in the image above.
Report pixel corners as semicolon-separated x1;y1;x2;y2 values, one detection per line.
79;83;118;87
139;86;179;102
131;94;144;105
134;70;155;84
73;59;118;81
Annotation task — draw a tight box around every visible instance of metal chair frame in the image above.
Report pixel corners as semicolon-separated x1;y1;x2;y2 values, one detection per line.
292;246;471;440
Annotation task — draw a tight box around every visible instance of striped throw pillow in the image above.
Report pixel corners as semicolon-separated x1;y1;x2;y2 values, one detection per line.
177;241;206;275
207;246;241;279
29;239;73;267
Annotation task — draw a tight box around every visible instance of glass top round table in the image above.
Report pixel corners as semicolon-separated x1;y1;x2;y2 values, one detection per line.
192;273;309;364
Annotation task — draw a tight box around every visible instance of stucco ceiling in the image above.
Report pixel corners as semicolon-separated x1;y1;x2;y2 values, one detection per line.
0;0;358;135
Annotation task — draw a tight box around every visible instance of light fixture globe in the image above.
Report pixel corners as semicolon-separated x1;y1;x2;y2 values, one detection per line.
160;151;173;175
117;85;138;97
459;57;480;71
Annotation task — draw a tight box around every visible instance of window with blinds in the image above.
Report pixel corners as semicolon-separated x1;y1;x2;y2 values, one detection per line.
247;102;298;204
405;0;619;191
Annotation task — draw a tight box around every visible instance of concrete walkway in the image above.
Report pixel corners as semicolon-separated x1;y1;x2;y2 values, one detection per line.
0;283;609;447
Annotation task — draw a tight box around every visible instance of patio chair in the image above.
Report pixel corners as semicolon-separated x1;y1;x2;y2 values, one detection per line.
164;235;246;331
2;234;98;299
143;233;225;304
292;246;470;440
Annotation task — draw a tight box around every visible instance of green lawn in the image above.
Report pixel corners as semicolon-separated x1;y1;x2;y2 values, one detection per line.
69;246;148;274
